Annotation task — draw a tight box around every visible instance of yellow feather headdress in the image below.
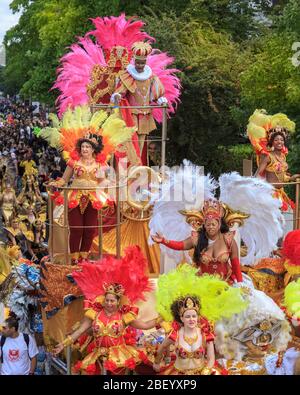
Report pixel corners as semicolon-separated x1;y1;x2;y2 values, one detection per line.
247;109;295;156
39;105;136;162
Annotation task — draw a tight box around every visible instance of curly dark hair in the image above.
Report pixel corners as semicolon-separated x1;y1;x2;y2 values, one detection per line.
193;218;229;264
170;295;200;324
75;134;103;155
267;129;287;148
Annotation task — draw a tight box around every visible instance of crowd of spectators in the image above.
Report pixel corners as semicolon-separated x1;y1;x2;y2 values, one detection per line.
0;98;65;194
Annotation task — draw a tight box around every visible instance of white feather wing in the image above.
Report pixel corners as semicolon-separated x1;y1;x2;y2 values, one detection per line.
149;160;217;262
219;172;284;265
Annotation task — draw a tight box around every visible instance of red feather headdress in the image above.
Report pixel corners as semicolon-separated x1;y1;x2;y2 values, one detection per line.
282;230;300;274
72;245;153;305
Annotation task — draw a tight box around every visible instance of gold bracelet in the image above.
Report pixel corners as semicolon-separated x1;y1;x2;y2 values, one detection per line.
62;335;73;348
155;316;163;325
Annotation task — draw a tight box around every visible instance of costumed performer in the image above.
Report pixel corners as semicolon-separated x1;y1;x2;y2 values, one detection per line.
40;105;135;264
0;182;17;225
53;14;180;166
111;41;168;158
247;109;300;212
149;161;283;274
152;264;248;375
53;246;160;375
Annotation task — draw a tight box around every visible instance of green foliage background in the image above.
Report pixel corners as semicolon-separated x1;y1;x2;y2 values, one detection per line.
1;0;300;177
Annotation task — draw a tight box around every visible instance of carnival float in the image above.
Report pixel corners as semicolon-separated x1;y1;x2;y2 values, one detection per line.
0;14;299;376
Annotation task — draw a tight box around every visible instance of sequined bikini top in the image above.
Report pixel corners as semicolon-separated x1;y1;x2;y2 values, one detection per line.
200;232;234;265
266;152;288;174
71;161;103;188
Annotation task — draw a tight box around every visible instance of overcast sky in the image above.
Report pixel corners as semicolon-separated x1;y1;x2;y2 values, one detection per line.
0;0;21;45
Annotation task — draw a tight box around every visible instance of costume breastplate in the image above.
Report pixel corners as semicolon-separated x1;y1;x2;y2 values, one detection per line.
92;311;125;339
71;162;100;188
266;152;288;180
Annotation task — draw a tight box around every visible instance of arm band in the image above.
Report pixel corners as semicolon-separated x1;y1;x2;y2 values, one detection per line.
231;257;243;282
161;239;184;250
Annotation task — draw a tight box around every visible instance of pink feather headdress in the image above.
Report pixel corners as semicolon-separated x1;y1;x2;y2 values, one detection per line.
53;14;181;119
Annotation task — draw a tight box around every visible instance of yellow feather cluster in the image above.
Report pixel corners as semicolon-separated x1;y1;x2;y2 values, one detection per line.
39;106;135;156
90;110;108;130
156;264;248;322
284;278;300;319
101;110;136;147
270;113;295;133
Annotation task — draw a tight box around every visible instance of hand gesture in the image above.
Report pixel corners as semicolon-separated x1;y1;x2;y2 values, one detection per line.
290;174;300;182
52;343;64;356
112;93;121;105
151;232;164;244
153;363;161;373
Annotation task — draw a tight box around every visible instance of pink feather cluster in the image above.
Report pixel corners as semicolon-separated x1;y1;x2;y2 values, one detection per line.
147;53;181;122
87;14;154;49
53;38;106;116
53;14;181;119
71;245;153;303
282;230;300;266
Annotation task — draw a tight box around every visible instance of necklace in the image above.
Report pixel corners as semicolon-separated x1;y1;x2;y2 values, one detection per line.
273;152;284;162
183;332;198;346
81;158;95;166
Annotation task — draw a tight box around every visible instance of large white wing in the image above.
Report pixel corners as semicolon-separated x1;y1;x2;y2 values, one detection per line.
149;160;217;262
219;172;284;265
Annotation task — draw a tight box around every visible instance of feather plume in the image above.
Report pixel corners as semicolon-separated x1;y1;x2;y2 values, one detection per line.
87;14;154;50
53;38;106;116
149;160;217;264
282;230;300;266
284;279;300;318
147;53;181;123
156;264;247;322
90;110;108;130
72;246;153;304
219;172;284;265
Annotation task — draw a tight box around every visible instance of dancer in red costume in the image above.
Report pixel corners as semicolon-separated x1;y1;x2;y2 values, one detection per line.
152;264;247;375
149;161;284;272
53;246;159;375
152;199;242;284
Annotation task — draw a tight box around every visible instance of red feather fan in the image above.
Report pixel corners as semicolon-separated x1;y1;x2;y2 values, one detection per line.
282;230;300;266
72;245;153;303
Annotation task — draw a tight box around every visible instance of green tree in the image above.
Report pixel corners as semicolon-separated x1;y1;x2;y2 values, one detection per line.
236;0;300;176
143;11;252;174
